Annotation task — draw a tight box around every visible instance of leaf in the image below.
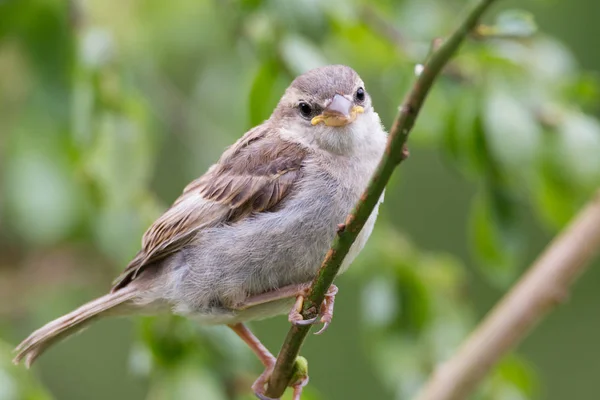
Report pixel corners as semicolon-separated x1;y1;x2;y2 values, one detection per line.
495;355;538;398
86;111;153;207
526;37;576;81
0;340;53;400
248;60;280;126
482;87;541;184
535;112;600;228
139;316;196;368
265;0;327;41
470;186;524;287
443;88;486;174
327;20;405;73
146;365;226;400
361;277;399;328
279;34;328;76
479;355;538;400
412;81;453;145
79;28;115;69
393;264;431;334
535;166;580;229
489;10;537;38
3;123;84;245
555;112;600;189
563;72;600;108
2;0;74;114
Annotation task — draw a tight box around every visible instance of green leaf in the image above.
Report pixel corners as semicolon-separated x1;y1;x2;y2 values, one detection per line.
279;34;328;75
393;265;431;334
555;112;600;189
470;187;524;286
526;37;576;81
86;111;153;207
495;356;538;398
79;28;115;69
361;277;399;328
478;355;538;400
146;365;226;400
139;316;196;368
443;89;486;174
482;87;541;184
0;340;53;400
248;60;280;126
563;72;600;108
488;10;537;38
3;123;84;245
535;112;600;228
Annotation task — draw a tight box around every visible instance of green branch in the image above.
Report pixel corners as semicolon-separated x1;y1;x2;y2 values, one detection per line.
264;0;499;397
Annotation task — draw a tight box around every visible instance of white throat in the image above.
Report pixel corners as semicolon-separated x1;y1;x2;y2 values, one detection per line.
279;111;386;157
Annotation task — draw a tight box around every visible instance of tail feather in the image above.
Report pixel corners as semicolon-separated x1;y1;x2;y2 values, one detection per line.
13;286;137;367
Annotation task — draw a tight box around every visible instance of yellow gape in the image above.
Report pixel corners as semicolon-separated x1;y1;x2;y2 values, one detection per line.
311;105;364;127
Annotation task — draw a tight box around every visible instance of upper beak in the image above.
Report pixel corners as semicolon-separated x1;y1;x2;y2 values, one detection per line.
311;94;364;127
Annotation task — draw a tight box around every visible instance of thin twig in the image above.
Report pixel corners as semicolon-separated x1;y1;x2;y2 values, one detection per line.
264;0;498;397
414;189;600;400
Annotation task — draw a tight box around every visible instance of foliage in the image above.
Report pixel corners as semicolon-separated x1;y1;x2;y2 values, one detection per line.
1;0;599;399
0;340;51;400
354;226;537;399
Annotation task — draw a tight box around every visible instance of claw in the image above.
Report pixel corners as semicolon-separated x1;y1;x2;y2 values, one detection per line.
288;294;309;325
314;322;330;335
287;284;338;335
255;393;278;400
291;376;309;400
252;364;277;400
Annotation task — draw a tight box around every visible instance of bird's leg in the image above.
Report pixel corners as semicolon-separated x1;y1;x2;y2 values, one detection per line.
228;323;308;400
232;282;339;335
289;284;338;335
228;323;275;367
293;382;307;400
229;283;337;397
228;323;275;399
233;282;312;311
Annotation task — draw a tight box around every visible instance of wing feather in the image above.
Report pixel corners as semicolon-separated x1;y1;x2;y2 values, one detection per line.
111;125;307;291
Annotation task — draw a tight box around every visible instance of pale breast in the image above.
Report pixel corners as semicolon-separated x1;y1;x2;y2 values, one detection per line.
339;193;384;274
152;122;387;323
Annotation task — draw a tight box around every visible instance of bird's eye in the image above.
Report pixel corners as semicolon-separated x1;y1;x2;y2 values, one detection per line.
298;102;313;118
355;87;366;103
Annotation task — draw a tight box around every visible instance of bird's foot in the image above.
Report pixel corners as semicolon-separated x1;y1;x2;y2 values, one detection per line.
252;357;309;400
288;284;338;335
252;363;277;400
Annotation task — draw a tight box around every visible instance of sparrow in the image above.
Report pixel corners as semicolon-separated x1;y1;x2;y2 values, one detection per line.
13;64;388;399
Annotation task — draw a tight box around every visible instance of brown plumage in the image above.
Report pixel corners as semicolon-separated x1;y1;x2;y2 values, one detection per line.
112;126;307;290
13;286;138;367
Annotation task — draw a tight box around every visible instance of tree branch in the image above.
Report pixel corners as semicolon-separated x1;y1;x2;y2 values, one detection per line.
414;189;600;400
264;0;499;397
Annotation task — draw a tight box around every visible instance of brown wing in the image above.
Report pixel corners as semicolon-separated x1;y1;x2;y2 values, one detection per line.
111;125;307;291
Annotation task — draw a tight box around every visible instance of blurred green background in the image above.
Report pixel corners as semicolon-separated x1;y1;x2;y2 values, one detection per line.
1;0;600;399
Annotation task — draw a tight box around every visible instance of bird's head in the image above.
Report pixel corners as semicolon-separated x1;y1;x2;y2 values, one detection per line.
272;65;381;154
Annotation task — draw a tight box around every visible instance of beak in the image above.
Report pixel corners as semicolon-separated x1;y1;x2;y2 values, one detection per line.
311;94;364;127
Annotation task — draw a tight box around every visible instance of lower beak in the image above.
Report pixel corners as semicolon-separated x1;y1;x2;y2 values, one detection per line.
311;94;364;127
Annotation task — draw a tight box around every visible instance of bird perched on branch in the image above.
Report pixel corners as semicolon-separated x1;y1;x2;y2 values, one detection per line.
14;64;387;399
